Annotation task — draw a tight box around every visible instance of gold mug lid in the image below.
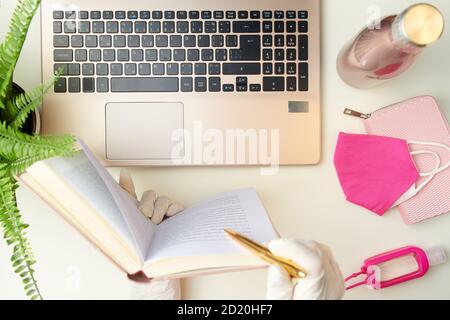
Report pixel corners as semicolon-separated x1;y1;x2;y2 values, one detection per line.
402;3;445;46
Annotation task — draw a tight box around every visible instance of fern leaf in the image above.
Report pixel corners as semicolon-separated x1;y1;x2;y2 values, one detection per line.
0;122;76;164
0;166;42;300
5;76;57;129
0;0;41;102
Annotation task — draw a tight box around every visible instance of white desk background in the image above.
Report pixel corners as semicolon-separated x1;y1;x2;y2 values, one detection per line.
1;0;449;300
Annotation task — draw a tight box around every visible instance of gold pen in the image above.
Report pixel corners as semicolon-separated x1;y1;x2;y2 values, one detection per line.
224;229;307;279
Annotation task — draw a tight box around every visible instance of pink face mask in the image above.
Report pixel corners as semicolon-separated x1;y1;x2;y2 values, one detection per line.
334;133;450;216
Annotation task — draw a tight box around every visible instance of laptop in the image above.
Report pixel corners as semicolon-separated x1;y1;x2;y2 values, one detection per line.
41;0;321;166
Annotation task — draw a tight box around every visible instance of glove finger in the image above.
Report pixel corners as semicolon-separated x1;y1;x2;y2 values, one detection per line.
268;239;323;276
166;202;185;217
266;265;294;300
119;169;137;199
138;190;158;218
151;196;171;224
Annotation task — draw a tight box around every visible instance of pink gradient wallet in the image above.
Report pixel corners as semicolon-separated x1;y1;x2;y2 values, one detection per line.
362;96;450;224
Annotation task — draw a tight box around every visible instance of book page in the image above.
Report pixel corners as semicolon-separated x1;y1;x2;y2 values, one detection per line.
145;188;277;263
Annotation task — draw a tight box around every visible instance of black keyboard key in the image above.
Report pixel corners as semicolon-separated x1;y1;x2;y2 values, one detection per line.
125;63;137;75
54;49;73;61
68;63;80;75
263;35;272;46
298;35;308;61
298;10;308;19
142;35;155;47
250;84;261;92
159;49;171;61
236;84;247;92
53;21;62;33
140;11;151;19
195;77;207;92
202;11;212;19
103;11;113;19
223;63;260;75
110;63;123;75
205;21;217;33
78;21;90;33
138;63;151;75
128;35;140;47
145;49;158;61
229;35;260;61
113;35;126;47
103;49;115;61
194;63;207;75
65;11;76;19
54;35;69;47
89;49;101;62
163;21;175;33
237;77;249;86
99;35;112;47
198;35;210;47
152;63;165;75
90;11;101;19
263;49;272;61
275;49;284;61
287;63;296;74
287;49;296;61
68;77;80;93
238;11;248;19
298;21;308;33
53;11;63;19
287;77;296;91
298;63;308;91
274;11;284;19
54;77;66;92
287;11;296;19
274;21;284;33
82;63;94;75
111;77;179;92
152;11;163;19
287;35;296;46
54;63;68;75
187;49;199;61
177;21;189;33
263;21;272;33
226;11;236;19
85;35;98;47
75;49;87;61
149;21;161;33
115;11;126;19
191;21;203;33
64;21;76;33
127;11;138;19
275;35;284;47
167;63;179;75
233;21;260;33
97;77;109;92
250;11;260;19
262;11;272;19
275;62;284;74
215;49;227;61
71;35;83;47
170;35;182;47
214;11;224;19
173;49;186;61
164;11;175;19
212;35;224;47
223;84;234;92
96;63;108;75
117;49;130;61
135;21;147;33
208;63;221;75
106;21;118;33
218;21;231;33
287;21;296;33
156;35;168;47
189;11;199;19
177;11;188;19
263;77;284;91
181;77;193;92
226;35;238;47
209;77;221;92
181;63;193;75
131;49;144;61
82;77;95;92
120;21;133;33
263;63;272;75
78;11;89;19
201;49;213;61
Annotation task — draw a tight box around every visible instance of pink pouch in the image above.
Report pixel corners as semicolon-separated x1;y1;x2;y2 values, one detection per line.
345;96;450;224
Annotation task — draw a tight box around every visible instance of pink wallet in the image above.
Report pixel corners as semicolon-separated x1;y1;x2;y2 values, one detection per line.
347;96;450;224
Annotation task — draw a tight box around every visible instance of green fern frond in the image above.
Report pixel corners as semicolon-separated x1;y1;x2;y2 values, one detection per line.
0;0;41;102
0;122;76;163
0;166;41;300
5;76;57;129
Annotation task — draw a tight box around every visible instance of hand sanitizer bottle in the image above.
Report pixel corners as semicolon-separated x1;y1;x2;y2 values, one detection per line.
337;3;444;89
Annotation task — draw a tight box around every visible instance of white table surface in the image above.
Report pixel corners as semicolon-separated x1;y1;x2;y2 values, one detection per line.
1;0;449;300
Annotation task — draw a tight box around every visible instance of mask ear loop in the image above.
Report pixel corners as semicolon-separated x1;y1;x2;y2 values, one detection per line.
408;141;450;193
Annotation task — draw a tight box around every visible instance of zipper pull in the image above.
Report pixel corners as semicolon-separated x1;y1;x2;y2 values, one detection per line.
343;108;370;119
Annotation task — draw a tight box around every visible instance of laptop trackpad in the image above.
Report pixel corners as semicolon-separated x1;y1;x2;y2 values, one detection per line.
105;102;184;160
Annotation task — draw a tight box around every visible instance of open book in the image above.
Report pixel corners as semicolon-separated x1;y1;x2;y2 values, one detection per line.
19;140;278;279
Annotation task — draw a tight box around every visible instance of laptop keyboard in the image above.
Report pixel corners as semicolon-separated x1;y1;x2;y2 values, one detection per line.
52;10;309;93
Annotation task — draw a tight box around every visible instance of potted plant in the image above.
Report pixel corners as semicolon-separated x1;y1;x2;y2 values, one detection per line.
0;0;76;299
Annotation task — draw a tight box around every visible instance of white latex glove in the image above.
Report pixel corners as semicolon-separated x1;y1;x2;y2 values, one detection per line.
266;239;345;300
119;169;184;300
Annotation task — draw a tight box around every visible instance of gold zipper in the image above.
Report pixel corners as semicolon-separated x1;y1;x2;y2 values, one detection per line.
343;108;371;119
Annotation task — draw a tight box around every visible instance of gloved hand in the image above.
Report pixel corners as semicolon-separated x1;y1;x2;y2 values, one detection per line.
266;239;345;300
119;169;184;300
